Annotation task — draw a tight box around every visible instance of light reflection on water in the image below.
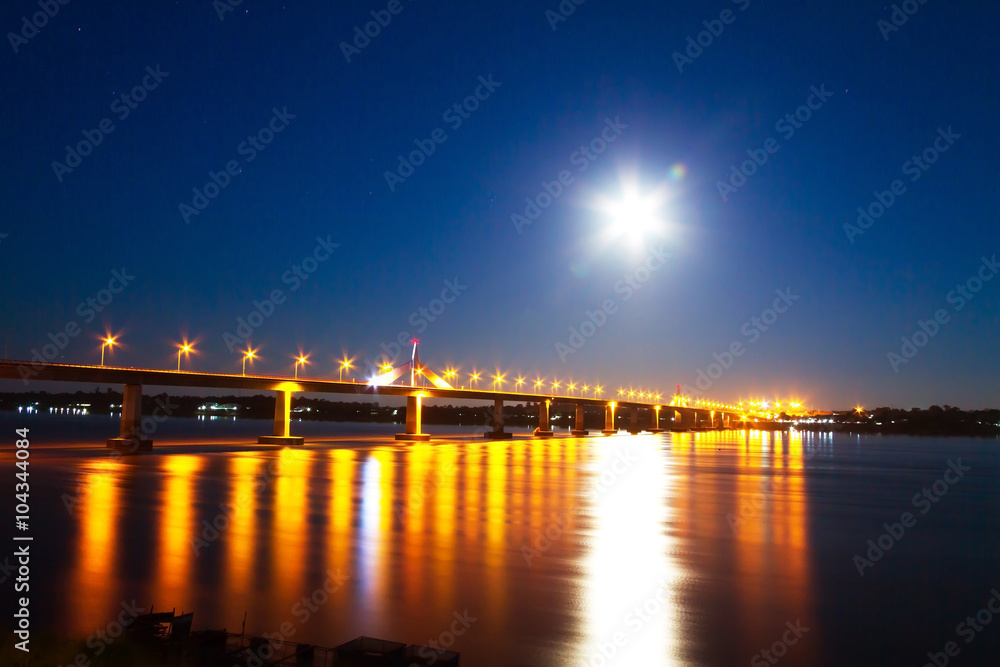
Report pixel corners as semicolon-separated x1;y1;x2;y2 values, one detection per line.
57;431;815;665
12;418;998;666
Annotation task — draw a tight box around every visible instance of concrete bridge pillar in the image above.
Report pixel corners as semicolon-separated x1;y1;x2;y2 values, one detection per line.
485;398;512;439
571;404;588;436
396;393;431;441
107;383;152;452
260;389;305;445
628;406;640;434
602;403;616;435
533;399;554;437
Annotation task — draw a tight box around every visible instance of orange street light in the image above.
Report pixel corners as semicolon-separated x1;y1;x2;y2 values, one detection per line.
339;355;355;381
295;354;309;379
242;348;257;376
177;342;193;371
534;378;544;394
100;336;116;366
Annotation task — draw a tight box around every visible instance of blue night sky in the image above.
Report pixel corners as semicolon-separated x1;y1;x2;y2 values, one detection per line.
2;1;998;409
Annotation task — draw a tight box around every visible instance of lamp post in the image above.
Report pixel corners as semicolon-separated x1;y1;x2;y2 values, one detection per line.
177;343;192;371
339;357;353;382
295;355;308;379
242;348;256;376
100;336;116;366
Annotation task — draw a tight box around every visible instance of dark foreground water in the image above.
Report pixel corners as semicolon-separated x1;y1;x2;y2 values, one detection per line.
1;413;999;665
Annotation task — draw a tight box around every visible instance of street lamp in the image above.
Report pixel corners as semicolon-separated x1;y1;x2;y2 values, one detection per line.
242;348;256;376
516;377;525;391
338;354;354;381
295;354;308;379
534;378;544;394
595;385;603;397
552;380;560;395
492;373;505;391
470;372;480;388
177;343;193;371
100;336;116;366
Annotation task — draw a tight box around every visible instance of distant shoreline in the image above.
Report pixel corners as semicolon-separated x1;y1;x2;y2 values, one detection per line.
3;391;998;436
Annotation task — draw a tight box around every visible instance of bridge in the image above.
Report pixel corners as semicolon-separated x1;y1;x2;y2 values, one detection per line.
0;348;747;452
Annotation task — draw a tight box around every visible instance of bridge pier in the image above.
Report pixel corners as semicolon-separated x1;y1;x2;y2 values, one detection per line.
107;383;152;452
650;405;664;433
571;404;588;436
533;399;554;437
674;409;695;430
484;398;512;439
628;406;640;434
396;394;431;441
259;389;304;445
602;403;617;435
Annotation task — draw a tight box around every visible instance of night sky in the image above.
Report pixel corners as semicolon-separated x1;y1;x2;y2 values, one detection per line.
2;1;998;409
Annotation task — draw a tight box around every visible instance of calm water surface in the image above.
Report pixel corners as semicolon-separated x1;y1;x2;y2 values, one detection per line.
2;413;999;665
